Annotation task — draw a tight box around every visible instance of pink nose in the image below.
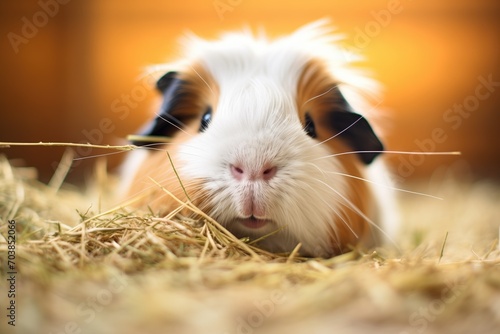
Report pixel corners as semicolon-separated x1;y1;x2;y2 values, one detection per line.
230;163;277;182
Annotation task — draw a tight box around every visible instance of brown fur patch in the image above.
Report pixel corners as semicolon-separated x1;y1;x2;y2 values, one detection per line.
126;64;218;214
324;139;378;254
297;59;378;254
296;59;347;120
176;63;219;115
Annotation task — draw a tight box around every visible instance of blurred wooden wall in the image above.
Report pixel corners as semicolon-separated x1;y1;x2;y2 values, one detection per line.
0;0;499;184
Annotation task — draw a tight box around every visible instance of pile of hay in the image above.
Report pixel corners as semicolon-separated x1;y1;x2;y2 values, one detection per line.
1;155;499;334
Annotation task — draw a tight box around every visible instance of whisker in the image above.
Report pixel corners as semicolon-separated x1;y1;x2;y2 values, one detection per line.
315;150;461;160
155;112;190;136
313;98;384;147
327;170;444;200
127;135;172;144
313;115;363;147
190;65;216;97
301;84;339;109
298;178;358;240
73;144;168;161
72;149;130;161
130;138;208;155
134;143;173;151
314;178;400;250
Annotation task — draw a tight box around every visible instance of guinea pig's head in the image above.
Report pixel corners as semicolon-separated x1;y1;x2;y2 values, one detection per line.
126;21;385;257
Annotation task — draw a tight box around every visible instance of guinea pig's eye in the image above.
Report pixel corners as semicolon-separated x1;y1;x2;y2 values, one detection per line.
199;107;212;132
304;113;317;138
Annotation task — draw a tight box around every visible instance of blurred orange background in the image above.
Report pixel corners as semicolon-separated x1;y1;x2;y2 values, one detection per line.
0;0;499;184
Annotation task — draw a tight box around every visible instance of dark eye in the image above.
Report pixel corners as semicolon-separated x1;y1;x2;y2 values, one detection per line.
304;113;316;138
199;107;212;132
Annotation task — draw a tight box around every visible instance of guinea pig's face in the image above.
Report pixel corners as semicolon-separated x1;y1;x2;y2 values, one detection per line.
129;23;385;257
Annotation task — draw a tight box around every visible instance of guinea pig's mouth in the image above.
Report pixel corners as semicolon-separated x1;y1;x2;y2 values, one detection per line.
237;216;271;229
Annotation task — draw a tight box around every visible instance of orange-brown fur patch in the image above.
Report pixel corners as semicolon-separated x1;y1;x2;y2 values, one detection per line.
125;64;218;214
297;59;378;253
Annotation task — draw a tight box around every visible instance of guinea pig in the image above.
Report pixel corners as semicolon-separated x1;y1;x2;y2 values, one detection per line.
120;20;398;258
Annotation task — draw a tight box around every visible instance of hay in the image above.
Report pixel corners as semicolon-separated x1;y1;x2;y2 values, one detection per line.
1;154;500;334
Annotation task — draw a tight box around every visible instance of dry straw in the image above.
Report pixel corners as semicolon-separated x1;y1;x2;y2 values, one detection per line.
0;144;499;333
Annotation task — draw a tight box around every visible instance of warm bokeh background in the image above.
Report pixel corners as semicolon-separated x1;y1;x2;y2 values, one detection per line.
0;0;499;184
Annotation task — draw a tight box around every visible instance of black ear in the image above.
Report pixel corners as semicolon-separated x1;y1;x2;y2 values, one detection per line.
156;71;177;93
131;71;186;146
325;88;383;164
327;111;384;164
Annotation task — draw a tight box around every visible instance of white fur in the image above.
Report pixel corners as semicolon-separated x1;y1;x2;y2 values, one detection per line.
178;79;349;256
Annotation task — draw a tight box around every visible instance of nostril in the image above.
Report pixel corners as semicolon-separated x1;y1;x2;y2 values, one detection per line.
230;164;245;180
262;166;277;181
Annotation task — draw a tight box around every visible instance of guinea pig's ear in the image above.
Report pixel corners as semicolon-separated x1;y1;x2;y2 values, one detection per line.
327;89;384;164
131;71;186;146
